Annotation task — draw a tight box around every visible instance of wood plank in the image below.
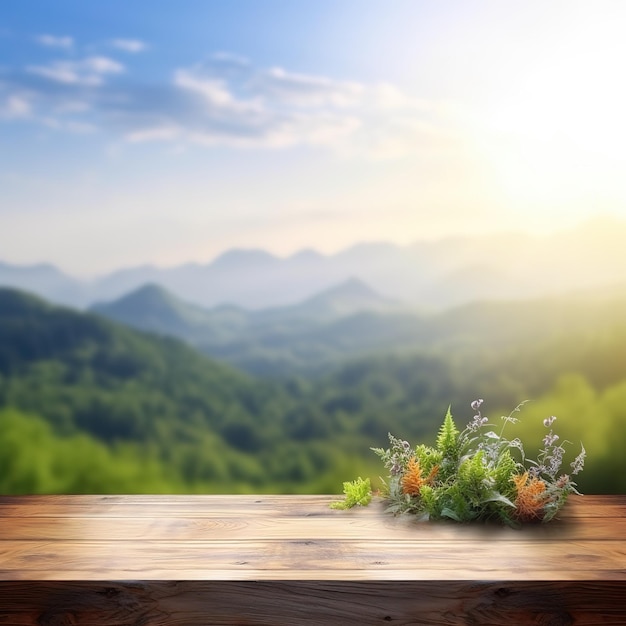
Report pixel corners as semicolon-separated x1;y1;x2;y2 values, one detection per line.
0;496;379;520
3;513;625;541
1;540;624;580
1;494;621;518
4;568;626;582
1;581;625;625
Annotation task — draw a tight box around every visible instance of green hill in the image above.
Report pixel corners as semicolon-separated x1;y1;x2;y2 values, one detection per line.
2;286;626;495
91;280;626;379
91;282;251;344
0;287;372;494
90;278;402;376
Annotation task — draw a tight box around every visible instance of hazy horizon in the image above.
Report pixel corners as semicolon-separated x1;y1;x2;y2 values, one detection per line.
0;213;623;280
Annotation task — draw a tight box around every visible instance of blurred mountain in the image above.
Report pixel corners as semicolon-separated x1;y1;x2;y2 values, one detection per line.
0;261;85;306
256;277;396;321
91;276;397;350
90;282;246;344
0;285;345;492
3;217;626;310
90;269;626;378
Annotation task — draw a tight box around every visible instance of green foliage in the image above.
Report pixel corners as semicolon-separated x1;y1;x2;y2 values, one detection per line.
334;401;584;525
436;407;460;481
1;286;624;499
330;477;372;509
493;450;518;500
413;444;443;475
0;408;179;493
0;288;367;494
436;407;459;455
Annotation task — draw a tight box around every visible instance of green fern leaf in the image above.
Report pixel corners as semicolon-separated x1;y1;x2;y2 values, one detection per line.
436;406;459;456
330;477;372;510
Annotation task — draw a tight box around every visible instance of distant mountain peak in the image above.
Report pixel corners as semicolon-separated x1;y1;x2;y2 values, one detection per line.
298;276;392;316
90;282;252;346
319;276;381;299
105;282;172;306
130;282;169;296
0;260;66;275
288;248;325;262
209;248;279;271
90;282;198;332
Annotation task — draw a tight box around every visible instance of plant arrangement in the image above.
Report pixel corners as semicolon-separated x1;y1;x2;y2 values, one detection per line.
331;400;586;525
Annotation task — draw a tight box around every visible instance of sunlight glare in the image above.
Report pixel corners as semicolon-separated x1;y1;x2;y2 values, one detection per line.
468;5;626;224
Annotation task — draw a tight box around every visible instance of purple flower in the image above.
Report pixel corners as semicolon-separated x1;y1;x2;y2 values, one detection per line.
471;399;484;411
543;433;559;447
571;445;586;475
546;445;565;476
543;415;557;428
467;414;488;432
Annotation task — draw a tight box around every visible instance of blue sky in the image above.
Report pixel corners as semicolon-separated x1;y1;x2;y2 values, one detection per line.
2;1;626;276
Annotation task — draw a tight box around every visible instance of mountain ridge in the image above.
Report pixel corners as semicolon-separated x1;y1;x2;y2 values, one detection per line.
90;275;397;351
91;274;626;378
3;217;626;311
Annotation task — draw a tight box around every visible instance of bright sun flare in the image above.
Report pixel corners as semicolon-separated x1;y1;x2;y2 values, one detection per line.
467;7;626;225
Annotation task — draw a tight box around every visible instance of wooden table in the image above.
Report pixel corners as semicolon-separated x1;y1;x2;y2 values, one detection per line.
0;495;624;625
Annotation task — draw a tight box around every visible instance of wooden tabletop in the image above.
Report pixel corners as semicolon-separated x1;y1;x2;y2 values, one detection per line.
1;494;625;625
1;494;625;581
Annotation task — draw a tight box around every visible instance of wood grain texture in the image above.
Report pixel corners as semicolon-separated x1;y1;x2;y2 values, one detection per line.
1;495;625;624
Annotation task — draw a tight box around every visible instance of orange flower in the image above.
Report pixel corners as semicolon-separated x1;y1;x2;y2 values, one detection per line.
513;472;549;522
426;464;439;485
401;458;439;496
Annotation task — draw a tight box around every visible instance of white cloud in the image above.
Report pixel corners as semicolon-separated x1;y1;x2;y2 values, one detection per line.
174;68;263;115
36;34;74;49
28;63;80;84
111;39;147;53
54;100;91;114
165;64;364;149
162;56;458;155
268;112;361;147
0;94;32;118
252;67;364;108
27;56;124;86
369;83;431;111
126;125;181;143
211;52;250;67
41;117;97;133
5;48;458;158
86;57;123;74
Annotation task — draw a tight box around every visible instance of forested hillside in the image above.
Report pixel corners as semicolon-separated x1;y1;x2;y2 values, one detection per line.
1;287;625;495
92;280;626;380
0;288;374;494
